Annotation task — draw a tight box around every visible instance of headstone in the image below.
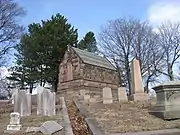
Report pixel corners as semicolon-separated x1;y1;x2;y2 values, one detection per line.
37;86;45;94
118;87;128;102
11;89;19;104
14;91;31;116
20;91;29;116
37;88;56;116
31;94;37;105
150;81;180;120
27;94;31;115
39;121;63;134
51;92;56;115
6;112;21;131
14;93;21;113
130;58;148;101
103;87;113;104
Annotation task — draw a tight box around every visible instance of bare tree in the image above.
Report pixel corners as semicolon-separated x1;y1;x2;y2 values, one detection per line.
157;22;180;81
0;0;25;65
98;17;165;94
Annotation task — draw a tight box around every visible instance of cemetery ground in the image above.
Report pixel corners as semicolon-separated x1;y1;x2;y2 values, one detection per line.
0;104;64;135
76;98;180;134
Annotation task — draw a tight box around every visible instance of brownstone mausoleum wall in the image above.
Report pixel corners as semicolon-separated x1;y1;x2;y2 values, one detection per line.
57;47;119;97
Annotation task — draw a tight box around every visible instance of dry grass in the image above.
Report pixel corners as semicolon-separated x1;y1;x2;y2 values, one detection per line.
0;104;63;135
82;101;180;133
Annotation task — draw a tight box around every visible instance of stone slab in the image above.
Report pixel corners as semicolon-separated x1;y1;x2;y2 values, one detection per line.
73;98;88;117
131;93;149;101
149;109;180;120
109;129;180;135
6;124;21;131
85;118;106;135
60;97;74;135
39;121;63;134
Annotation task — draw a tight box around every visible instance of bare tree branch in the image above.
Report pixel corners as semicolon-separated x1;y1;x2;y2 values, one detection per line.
158;21;180;80
98;17;165;93
0;0;25;66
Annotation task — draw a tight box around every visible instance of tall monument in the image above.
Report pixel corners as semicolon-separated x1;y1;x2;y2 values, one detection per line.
130;58;149;101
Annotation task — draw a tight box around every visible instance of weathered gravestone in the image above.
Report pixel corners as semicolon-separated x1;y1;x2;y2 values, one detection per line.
11;89;19;104
118;87;128;102
37;88;56;116
150;81;180;120
130;58;148;101
39;121;63;134
6;112;21;131
14;90;31;116
103;87;113;104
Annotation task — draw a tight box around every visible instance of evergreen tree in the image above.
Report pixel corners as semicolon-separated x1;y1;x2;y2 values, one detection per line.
78;31;97;53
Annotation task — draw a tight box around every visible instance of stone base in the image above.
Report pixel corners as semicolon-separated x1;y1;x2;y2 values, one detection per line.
131;93;149;101
103;99;113;104
7;124;21;131
150;105;180;120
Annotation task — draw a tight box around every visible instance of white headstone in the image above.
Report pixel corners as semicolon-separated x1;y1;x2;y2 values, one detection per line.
118;87;128;102
14;90;31;116
37;88;56;116
11;89;19;104
20;90;29;116
103;87;113;104
7;112;21;131
27;94;31;115
37;86;45;94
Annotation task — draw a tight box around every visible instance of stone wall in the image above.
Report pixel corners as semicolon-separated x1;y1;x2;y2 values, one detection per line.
82;64;119;84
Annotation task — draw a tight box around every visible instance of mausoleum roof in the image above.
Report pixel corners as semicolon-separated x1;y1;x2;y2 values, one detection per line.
72;47;116;71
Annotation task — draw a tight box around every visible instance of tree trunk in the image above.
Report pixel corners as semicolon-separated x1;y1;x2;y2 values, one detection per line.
168;63;174;81
125;59;131;95
29;83;33;94
52;81;58;92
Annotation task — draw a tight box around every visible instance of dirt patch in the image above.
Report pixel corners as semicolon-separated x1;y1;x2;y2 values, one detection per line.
67;100;90;135
81;101;180;133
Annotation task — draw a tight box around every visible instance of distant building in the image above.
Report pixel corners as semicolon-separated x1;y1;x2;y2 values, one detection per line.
57;45;119;96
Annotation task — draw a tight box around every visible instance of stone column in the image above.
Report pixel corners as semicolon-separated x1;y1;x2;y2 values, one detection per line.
130;58;148;101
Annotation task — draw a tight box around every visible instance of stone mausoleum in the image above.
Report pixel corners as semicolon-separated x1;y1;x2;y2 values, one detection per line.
57;45;119;96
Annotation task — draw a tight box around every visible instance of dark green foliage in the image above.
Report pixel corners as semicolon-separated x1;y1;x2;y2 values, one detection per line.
8;13;78;93
78;31;97;53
